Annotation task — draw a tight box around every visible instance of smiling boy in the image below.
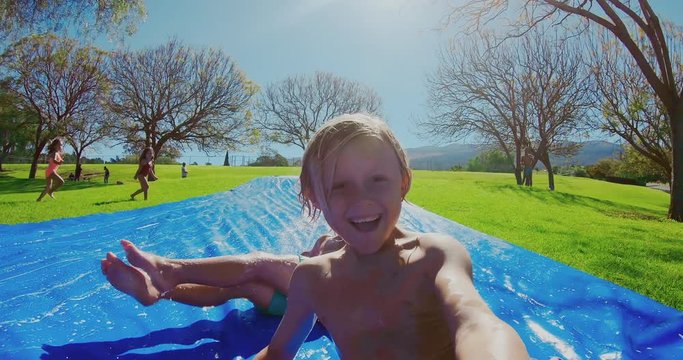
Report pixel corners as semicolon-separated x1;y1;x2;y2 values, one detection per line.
256;114;529;359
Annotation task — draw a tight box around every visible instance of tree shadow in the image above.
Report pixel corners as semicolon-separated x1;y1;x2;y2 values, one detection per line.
40;308;330;360
0;171;108;195
94;199;134;206
487;183;666;220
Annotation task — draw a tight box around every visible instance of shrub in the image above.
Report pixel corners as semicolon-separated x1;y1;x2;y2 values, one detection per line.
249;153;289;167
466;149;513;173
586;158;620;180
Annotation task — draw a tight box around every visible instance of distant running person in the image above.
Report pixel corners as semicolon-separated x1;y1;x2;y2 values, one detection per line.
37;138;65;202
130;147;157;200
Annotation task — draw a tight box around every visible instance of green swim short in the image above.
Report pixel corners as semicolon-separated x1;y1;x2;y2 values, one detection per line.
258;290;288;316
256;256;308;316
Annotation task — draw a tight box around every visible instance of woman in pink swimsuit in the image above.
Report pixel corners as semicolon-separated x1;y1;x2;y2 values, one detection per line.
37;138;65;201
130;147;157;200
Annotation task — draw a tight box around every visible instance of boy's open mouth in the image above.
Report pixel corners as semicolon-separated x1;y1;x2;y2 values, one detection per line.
349;214;381;232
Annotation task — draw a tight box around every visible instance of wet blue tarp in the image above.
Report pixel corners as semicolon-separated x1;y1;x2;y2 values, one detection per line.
0;176;681;359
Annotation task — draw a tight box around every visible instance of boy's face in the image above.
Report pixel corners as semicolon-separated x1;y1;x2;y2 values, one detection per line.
320;136;407;255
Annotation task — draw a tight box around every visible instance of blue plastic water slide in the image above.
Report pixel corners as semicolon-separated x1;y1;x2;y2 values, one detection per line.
0;177;680;359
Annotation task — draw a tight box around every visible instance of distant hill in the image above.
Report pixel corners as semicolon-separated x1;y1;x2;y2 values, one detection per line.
406;141;622;170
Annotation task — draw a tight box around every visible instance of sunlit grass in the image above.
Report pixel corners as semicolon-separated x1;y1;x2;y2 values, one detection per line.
0;163;298;223
408;170;682;310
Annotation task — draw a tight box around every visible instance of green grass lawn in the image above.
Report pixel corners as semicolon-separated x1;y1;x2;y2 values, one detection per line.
0;163;299;223
1;164;681;310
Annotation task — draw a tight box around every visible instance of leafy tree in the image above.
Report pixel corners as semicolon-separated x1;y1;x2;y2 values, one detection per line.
155;146;181;165
586;158;620;180
0;78;35;170
617;144;669;184
249;153;289;167
1;34;108;178
466;149;514;173
0;0;145;43
108;39;258;161
255;71;382;150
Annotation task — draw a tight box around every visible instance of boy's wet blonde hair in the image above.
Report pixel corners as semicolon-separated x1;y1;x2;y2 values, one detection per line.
299;113;411;218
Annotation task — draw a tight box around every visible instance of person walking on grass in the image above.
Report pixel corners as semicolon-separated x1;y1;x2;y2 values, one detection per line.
130;147;157;201
104;166;110;184
181;162;188;178
37;138;65;202
522;148;534;187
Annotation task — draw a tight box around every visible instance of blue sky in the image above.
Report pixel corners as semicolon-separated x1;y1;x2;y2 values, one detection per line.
94;0;682;164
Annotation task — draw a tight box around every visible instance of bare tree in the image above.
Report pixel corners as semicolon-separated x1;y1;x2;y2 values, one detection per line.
521;29;594;190
0;0;145;43
420;29;591;190
108;39;258;158
255;71;382;150
65;99;115;180
589;25;680;186
1;34;108;179
453;0;683;220
420;34;531;184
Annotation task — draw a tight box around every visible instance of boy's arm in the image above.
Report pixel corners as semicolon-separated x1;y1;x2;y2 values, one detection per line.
254;264;317;360
433;236;529;360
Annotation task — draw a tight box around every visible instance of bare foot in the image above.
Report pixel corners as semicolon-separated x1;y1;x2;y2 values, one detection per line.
120;240;177;294
101;252;160;306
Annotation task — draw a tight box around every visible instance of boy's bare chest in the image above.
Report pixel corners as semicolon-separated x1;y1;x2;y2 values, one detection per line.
314;261;441;336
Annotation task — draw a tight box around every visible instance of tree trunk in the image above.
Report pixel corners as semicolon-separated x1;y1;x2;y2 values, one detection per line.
514;167;522;185
75;150;83;180
541;152;555;191
514;146;522;185
669;101;683;221
28;132;48;179
0;145;10;171
29;145;43;179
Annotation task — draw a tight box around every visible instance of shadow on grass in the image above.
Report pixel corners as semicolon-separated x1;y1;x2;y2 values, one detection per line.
94;199;133;206
487;183;667;221
0;171;107;195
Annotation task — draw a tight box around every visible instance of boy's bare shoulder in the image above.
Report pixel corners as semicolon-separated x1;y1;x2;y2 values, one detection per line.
296;248;342;276
415;232;470;255
409;232;473;274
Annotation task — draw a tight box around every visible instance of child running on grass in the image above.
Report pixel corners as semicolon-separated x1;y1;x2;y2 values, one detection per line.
37;138;65;202
101;234;343;315
254;113;528;359
130;147;157;201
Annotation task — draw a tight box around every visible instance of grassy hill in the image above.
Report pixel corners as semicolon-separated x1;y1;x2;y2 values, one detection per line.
1;164;681;310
